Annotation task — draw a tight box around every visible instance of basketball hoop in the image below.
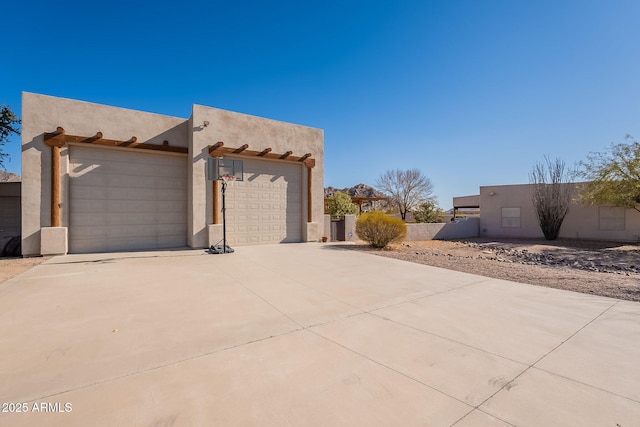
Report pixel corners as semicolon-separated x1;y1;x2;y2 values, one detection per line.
220;175;236;185
220;175;236;193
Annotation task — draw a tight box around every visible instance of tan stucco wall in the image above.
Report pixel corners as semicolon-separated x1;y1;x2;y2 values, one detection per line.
479;183;640;242
406;219;479;241
190;104;324;248
323;214;331;241
21;92;189;256
344;214;357;242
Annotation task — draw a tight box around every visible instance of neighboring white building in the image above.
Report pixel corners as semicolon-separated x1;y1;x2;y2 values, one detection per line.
22;93;324;255
454;183;640;242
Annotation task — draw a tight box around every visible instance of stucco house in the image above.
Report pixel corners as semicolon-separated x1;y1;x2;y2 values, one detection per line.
21;92;324;256
454;183;640;242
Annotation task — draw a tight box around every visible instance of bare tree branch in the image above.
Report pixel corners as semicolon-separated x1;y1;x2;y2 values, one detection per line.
375;169;435;221
530;156;574;240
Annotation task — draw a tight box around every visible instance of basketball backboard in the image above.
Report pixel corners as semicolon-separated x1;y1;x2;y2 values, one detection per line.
207;158;244;181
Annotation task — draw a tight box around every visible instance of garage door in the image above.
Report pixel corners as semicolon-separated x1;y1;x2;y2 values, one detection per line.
0;197;20;239
69;146;187;253
225;158;302;245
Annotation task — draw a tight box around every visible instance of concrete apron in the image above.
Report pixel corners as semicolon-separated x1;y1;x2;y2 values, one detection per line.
0;243;638;426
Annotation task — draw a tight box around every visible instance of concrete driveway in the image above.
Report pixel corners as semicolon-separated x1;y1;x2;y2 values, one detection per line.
1;243;638;426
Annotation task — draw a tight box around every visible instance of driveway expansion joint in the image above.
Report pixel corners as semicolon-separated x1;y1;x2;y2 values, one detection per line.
305;327;475;410
19;326;305;404
458;300;623;418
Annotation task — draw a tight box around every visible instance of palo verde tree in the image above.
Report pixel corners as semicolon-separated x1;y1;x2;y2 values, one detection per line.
578;136;640;213
326;191;359;217
529;156;574;240
375;168;435;221
0;105;21;169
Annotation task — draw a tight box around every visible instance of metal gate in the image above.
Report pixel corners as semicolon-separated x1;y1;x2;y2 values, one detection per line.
330;216;346;241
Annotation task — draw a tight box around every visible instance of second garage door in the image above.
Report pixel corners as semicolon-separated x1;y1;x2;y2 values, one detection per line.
224;158;303;245
69;146;187;253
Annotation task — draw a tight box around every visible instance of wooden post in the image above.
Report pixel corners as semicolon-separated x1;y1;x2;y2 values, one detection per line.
51;145;61;227
307;166;313;223
213;179;220;224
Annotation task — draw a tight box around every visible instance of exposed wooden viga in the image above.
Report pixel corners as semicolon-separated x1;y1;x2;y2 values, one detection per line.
208;141;315;168
44;127;187;153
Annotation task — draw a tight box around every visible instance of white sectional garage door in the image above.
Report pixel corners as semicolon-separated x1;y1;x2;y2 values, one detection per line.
69;146;187;253
225;158;302;245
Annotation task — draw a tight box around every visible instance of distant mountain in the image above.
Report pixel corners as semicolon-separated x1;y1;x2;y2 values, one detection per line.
324;183;388;213
324;183;386;199
0;171;20;182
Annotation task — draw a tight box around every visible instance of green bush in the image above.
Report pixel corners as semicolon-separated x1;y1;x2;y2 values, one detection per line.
413;200;445;223
326;191;359;217
356;211;407;249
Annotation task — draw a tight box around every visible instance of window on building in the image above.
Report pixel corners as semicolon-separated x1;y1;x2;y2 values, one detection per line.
598;206;625;230
501;207;521;228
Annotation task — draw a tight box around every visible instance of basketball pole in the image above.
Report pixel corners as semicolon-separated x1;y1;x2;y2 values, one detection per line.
207;157;241;255
221;179;228;253
209;178;234;254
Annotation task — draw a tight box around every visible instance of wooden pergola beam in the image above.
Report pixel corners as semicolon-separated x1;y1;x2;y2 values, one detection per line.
210;141;224;152
233;144;249;154
208;144;315;168
44;127;66;148
120;137;138;147
43;129;187;154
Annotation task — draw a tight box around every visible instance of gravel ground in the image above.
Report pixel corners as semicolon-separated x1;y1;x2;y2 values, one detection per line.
0;256;49;284
349;237;640;302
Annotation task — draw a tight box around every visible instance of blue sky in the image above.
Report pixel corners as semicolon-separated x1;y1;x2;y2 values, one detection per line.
2;0;640;209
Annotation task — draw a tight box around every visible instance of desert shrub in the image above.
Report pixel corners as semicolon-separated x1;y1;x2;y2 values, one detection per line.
356;211;407;248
